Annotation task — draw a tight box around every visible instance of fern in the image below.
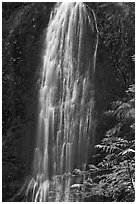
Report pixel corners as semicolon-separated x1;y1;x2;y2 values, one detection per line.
68;60;135;201
89;83;135;201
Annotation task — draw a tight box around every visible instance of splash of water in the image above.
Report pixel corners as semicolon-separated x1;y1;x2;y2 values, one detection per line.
27;2;98;201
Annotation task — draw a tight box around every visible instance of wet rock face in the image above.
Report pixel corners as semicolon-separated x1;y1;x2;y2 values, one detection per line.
2;3;54;201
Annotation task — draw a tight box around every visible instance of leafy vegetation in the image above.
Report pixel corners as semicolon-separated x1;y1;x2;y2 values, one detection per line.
94;84;135;202
68;83;135;202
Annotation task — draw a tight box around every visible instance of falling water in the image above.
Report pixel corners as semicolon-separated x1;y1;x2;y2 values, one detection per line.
27;2;98;202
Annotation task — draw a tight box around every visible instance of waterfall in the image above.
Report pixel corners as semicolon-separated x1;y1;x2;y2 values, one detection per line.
27;2;98;202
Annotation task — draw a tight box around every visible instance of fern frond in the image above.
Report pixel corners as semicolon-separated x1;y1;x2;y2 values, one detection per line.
122;148;135;155
96;144;122;154
105;123;122;137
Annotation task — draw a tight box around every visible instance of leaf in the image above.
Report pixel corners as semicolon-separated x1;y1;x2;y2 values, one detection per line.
70;184;83;189
130;123;135;131
89;164;99;171
72;169;82;175
122;148;135;155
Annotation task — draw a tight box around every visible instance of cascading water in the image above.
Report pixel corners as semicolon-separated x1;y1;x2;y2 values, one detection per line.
27;2;98;202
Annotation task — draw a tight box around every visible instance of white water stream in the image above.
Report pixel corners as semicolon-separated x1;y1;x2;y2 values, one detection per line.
27;2;98;201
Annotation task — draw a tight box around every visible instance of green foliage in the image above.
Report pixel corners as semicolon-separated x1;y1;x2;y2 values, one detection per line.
88;84;134;201
96;84;135;201
69;82;135;202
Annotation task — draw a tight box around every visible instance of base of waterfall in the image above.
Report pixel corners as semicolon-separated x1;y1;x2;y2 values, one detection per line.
26;168;87;202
